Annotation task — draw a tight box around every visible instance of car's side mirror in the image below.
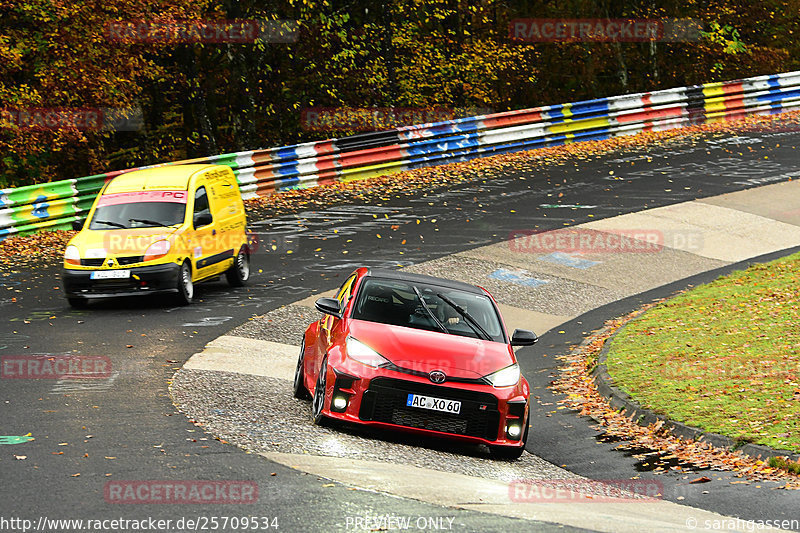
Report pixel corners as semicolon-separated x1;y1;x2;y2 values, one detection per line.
72;218;85;231
194;213;212;228
510;329;538;346
315;297;343;318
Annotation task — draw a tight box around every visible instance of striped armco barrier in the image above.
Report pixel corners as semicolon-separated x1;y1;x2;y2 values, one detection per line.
2;70;800;241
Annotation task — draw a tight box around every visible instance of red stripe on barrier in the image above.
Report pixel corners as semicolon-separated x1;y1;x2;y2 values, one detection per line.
616;105;684;124
250;151;274;165
337;146;405;167
313;141;336;157
720;81;744;95
313;156;339;172
482;110;543;129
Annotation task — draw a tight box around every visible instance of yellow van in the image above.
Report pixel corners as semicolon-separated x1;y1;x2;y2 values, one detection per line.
62;164;249;307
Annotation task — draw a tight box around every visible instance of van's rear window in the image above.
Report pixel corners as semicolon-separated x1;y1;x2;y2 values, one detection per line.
97;191;188;207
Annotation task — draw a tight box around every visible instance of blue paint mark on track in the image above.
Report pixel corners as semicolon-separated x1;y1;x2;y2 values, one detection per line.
537;252;601;270
488;268;548;288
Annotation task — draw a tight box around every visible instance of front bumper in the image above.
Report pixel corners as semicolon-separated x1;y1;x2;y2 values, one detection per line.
323;367;528;448
63;263;180;299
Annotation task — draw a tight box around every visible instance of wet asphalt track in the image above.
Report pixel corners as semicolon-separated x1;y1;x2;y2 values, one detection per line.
2;129;800;531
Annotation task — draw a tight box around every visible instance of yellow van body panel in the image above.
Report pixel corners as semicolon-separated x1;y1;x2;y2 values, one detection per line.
62;164;248;301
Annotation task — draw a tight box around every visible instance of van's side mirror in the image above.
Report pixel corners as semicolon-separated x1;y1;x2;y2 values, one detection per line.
72;218;85;231
510;329;538;346
315;297;342;318
194;213;212;228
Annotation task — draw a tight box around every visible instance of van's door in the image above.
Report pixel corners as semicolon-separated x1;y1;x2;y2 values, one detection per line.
189;184;226;280
207;167;246;265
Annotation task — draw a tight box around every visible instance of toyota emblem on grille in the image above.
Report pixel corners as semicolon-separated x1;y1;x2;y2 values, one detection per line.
428;370;446;384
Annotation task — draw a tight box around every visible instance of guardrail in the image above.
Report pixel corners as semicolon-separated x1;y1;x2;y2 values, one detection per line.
2;70;800;241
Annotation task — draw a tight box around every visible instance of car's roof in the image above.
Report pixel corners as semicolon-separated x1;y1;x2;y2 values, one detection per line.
364;268;484;295
104;164;218;193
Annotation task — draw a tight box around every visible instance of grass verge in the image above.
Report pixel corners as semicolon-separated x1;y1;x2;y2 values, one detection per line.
605;251;800;454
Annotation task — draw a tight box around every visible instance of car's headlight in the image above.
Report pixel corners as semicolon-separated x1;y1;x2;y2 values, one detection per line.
144;240;171;262
64;245;81;266
346;337;390;368
484;363;520;388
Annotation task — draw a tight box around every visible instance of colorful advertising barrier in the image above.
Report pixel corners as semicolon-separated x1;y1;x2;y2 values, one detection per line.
2;70;800;241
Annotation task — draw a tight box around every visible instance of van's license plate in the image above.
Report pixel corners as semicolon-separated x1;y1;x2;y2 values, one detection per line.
90;270;131;279
406;394;461;414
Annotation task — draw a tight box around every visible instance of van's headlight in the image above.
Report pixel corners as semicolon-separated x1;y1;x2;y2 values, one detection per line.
484;363;520;388
64;245;81;266
144;240;171;262
345;337;390;368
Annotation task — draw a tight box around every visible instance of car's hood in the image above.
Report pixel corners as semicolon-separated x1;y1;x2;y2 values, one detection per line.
347;319;514;379
71;227;181;257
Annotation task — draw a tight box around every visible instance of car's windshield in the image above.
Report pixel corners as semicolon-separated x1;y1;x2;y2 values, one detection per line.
89;191;187;230
351;278;505;342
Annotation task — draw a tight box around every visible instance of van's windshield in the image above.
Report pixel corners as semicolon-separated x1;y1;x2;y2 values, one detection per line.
89;191;187;230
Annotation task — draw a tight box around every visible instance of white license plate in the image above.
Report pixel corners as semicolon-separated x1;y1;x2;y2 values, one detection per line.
90;270;131;280
406;394;461;414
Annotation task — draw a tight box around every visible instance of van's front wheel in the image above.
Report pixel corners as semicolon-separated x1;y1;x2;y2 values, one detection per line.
226;246;250;287
175;261;194;305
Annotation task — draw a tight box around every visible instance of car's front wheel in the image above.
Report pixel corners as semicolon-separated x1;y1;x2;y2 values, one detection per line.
175;261;194;305
225;246;250;287
312;358;330;426
293;341;311;400
489;421;529;460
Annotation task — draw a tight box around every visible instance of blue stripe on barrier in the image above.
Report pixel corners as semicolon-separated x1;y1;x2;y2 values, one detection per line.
275;146;302;161
405;134;480;156
570;99;611;116
273;175;301;191
767;75;781;88
756;88;800;103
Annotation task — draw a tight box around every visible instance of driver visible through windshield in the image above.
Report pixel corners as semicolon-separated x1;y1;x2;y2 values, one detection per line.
351;278;505;342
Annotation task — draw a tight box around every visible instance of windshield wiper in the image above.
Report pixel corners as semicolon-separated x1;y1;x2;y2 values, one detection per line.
437;293;492;341
93;220;127;229
129;218;173;227
412;286;448;334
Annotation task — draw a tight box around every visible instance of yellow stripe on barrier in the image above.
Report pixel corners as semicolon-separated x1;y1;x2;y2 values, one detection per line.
549;117;611;135
338;161;407;182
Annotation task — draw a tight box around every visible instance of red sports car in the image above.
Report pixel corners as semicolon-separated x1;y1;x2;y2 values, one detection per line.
294;267;538;459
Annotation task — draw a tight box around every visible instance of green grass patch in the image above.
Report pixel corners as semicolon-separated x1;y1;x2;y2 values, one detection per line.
769;456;800;474
605;251;800;453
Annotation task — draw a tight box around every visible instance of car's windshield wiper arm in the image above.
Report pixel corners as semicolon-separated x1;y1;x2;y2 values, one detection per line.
437;293;492;341
93;220;127;229
412;286;448;334
129;218;172;227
